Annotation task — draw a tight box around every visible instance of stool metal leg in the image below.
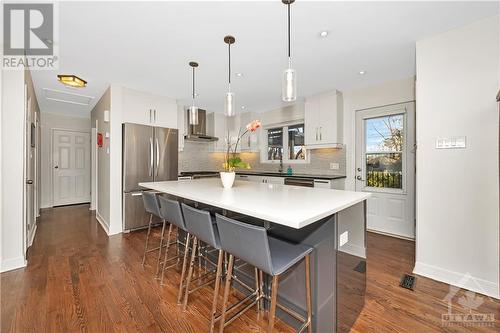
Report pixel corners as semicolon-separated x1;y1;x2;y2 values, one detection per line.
175;233;191;299
182;236;198;310
305;254;312;333
157;223;173;277
155;219;168;276
254;268;261;312
209;249;224;333
267;275;279;333
218;254;234;333
141;214;153;266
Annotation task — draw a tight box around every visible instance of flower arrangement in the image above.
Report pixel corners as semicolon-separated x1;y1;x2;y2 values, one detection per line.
222;120;261;172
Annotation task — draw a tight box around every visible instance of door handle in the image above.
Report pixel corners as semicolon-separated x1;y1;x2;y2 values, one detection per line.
149;138;153;177
357;167;362;172
155;138;159;177
356;175;365;181
54;165;59;169
26;179;33;185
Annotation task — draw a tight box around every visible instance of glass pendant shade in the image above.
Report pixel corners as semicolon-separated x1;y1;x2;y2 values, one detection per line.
189;105;199;125
282;66;297;102
224;91;235;117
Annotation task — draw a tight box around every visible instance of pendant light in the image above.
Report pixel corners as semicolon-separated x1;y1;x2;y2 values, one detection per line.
189;61;199;125
224;35;236;117
282;0;297;102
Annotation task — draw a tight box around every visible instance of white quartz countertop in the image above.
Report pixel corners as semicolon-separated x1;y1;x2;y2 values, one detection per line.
139;179;370;229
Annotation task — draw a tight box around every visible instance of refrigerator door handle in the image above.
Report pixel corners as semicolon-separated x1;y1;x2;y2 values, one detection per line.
155;137;160;177
149;137;153;176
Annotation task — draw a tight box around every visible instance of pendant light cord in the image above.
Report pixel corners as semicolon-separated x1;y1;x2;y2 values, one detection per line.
228;43;231;85
287;2;291;59
192;67;195;100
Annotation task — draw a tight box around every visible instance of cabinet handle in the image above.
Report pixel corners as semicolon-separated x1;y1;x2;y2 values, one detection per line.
320;127;322;141
315;127;318;141
149;109;152;123
154;109;157;123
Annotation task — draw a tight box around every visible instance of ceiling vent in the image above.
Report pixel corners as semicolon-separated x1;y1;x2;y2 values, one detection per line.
42;88;94;106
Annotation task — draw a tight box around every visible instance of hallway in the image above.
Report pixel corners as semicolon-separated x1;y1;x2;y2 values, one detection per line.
1;205;499;332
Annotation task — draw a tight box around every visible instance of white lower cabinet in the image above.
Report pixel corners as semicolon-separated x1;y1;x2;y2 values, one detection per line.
236;174;284;185
313;179;345;189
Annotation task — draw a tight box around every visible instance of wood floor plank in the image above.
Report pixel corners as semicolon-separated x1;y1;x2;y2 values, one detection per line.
1;204;498;332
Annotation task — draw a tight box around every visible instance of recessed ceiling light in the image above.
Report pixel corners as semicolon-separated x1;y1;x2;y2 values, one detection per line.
57;74;87;88
235;72;243;77
194;93;200;97
319;31;329;38
358;70;366;75
241;106;246;110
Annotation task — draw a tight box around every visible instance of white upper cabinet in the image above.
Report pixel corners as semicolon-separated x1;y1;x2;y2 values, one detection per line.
122;87;177;128
304;90;343;147
177;105;186;151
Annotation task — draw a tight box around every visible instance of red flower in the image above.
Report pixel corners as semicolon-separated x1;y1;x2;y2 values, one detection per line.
246;120;261;132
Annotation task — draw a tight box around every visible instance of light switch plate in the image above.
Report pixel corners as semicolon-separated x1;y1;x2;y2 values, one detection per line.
339;231;348;247
330;163;340;170
436;136;466;149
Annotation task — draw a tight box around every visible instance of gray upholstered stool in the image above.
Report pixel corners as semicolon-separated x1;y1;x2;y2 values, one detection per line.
141;192;168;275
157;197;191;301
215;214;313;333
180;203;227;333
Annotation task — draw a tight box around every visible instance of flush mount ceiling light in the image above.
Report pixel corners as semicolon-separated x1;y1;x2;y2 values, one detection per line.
358;70;366;75
57;74;87;88
241;105;246;110
282;0;297;102
189;61;199;125
224;35;236;117
319;31;329;38
235;72;243;77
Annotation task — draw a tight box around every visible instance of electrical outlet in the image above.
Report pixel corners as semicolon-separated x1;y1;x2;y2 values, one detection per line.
330;163;340;170
339;231;349;247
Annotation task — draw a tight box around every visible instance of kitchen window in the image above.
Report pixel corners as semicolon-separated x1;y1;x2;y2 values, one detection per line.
262;123;308;163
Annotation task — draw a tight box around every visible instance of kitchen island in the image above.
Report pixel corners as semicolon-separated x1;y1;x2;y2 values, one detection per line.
139;179;370;333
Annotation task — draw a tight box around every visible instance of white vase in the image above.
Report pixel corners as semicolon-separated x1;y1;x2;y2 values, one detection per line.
220;172;236;188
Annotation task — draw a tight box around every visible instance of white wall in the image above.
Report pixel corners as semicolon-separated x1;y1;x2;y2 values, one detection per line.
1;69;26;272
342;77;416;190
414;16;499;299
40;113;91;208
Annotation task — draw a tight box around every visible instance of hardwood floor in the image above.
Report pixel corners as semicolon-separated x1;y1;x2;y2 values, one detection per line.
1;204;499;332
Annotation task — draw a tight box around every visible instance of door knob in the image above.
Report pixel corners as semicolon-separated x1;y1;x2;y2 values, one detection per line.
357;167;361;172
356;175;365;181
26;180;33;185
54;166;59;169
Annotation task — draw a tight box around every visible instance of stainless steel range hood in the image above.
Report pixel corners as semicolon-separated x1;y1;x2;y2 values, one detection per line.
184;109;219;142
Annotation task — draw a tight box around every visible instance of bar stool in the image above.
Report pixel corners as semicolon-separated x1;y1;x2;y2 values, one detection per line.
215;214;313;333
141;192;168;275
180;203;227;333
157;197;191;299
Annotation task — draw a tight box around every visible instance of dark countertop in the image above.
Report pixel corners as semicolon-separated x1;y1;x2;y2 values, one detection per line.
235;171;346;180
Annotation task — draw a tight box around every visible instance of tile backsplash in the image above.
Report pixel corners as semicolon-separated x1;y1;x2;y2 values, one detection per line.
179;142;346;176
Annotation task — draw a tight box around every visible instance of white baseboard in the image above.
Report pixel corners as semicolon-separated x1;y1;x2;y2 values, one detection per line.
413;261;499;300
28;224;37;247
95;211;110;235
1;256;26;273
368;228;415;241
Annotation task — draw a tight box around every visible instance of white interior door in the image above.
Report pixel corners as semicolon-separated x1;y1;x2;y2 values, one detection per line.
53;130;91;206
24;87;36;252
355;102;415;239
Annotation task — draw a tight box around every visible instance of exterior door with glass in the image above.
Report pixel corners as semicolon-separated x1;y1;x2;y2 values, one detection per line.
355;102;415;239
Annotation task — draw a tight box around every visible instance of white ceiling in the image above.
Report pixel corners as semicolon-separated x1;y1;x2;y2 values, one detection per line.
32;1;499;117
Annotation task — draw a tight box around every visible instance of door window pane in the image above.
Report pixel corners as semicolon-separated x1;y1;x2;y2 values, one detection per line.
365;114;404;189
288;124;305;160
366;153;402;188
267;127;283;160
365;114;403;152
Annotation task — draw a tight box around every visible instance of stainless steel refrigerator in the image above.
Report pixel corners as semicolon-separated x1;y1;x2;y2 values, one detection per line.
122;123;178;230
